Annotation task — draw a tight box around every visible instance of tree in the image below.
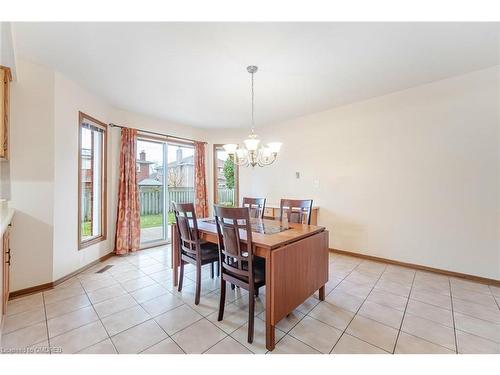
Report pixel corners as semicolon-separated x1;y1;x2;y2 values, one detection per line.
168;166;184;187
223;158;235;189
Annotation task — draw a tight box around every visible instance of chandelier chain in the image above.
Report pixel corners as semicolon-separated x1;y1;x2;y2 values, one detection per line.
251;70;255;134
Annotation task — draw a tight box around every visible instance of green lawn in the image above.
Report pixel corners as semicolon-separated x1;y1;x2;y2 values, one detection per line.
140;214;162;228
82;221;91;237
140;212;176;228
83;213;175;236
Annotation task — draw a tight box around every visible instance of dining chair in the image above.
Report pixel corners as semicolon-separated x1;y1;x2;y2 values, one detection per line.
242;197;266;219
172;202;219;305
214;205;265;343
279;199;314;225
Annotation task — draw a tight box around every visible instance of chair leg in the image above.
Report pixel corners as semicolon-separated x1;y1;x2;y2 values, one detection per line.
216;261;220;277
248;289;255;343
178;260;184;292
231;283;235;290
218;279;226;321
210;262;214;279
255;288;259;297
195;262;201;305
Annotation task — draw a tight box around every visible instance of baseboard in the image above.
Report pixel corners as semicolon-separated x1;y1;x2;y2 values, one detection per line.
9;251;115;300
330;248;500;287
0;313;4;344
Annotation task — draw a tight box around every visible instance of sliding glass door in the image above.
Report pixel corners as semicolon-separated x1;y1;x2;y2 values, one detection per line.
137;138;167;245
136;138;195;246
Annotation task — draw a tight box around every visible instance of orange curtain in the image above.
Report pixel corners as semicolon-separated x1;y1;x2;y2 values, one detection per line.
194;141;208;218
115;128;141;255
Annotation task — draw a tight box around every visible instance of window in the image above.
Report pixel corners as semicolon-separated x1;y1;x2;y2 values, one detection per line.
213;144;238;207
78;112;107;249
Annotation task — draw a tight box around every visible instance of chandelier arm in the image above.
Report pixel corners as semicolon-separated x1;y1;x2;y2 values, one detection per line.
231;154;249;167
257;152;278;167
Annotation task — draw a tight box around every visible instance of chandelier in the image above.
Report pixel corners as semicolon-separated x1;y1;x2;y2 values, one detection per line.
223;66;282;167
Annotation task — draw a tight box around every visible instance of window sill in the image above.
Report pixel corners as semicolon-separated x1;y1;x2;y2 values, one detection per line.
79;235;107;250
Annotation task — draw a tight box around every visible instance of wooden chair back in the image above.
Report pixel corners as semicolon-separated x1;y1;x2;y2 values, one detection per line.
279;199;313;225
214;206;255;285
242;197;266;219
172;202;200;258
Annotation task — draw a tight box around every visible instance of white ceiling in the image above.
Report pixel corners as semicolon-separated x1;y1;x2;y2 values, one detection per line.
12;22;500;129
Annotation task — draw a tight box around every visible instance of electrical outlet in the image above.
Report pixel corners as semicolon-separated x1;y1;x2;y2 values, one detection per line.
295;172;300;179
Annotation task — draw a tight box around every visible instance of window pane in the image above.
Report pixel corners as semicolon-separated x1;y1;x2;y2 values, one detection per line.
137;139;166;244
79;115;106;247
214;146;237;207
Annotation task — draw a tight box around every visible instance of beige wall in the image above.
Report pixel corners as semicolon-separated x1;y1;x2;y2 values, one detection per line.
9;59;55;290
208;66;500;280
52;72;116;280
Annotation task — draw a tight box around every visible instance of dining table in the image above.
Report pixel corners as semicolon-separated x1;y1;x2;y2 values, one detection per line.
171;217;329;351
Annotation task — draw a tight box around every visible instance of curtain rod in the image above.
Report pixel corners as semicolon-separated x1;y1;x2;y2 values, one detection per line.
109;123;207;144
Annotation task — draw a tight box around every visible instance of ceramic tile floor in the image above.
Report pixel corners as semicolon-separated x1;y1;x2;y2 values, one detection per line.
1;245;499;354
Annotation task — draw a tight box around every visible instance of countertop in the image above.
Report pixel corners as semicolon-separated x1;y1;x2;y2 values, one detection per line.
0;206;14;236
265;204;320;209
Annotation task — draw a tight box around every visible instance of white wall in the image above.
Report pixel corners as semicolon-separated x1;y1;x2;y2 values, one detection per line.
208;67;500;280
52;72;117;280
9;59;55;290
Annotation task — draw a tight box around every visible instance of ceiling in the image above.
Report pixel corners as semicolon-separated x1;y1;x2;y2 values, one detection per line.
12;22;500;129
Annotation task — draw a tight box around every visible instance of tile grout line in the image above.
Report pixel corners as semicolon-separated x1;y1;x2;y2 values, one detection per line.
289;257;362;353
391;268;416;354
0;249;165;348
318;258;367;352
198;318;233;354
367;273;463;353
326;260;389;353
303;258;364;353
488;286;500;311
77;274;120;354
84;265;190;352
138;321;186;354
411;295;500;326
449;279;459;354
331;263;389;353
41;292;52;354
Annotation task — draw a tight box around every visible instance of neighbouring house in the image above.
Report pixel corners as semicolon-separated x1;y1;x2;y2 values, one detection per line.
137;150;155;183
166;148;194;188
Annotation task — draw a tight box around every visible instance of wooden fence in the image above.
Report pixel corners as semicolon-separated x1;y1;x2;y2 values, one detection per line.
82;188;92;221
217;188;236;205
83;186;237;218
139;187;195;215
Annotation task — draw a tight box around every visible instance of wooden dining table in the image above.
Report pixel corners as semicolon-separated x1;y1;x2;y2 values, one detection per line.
171;218;329;351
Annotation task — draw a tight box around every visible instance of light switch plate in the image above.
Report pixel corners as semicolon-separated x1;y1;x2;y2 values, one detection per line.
295;172;300;179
